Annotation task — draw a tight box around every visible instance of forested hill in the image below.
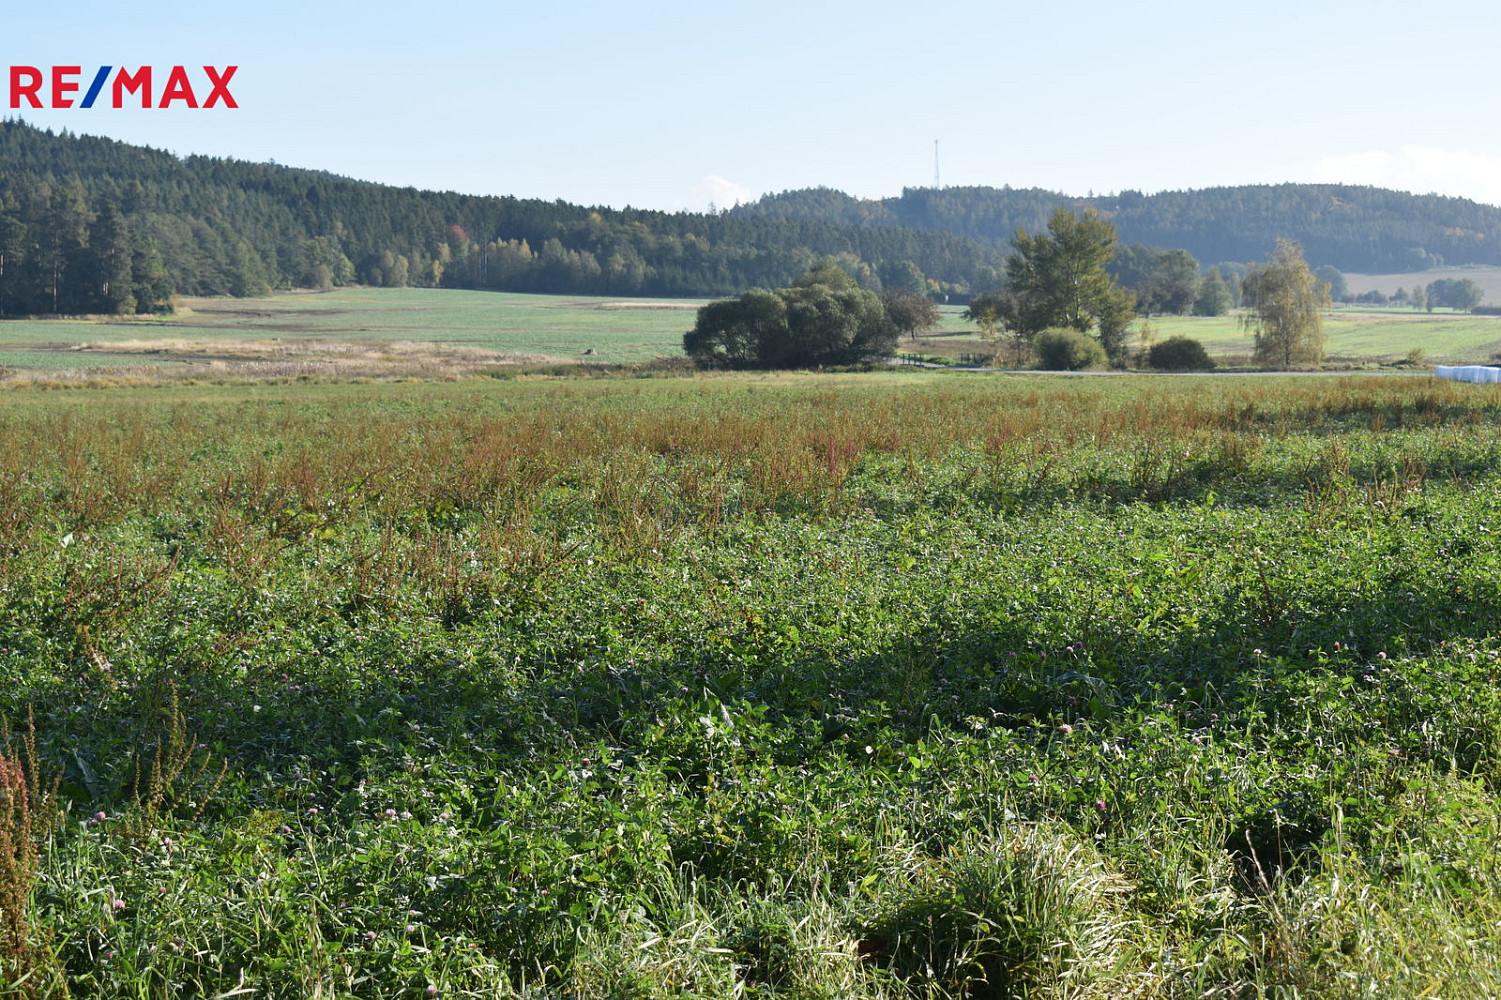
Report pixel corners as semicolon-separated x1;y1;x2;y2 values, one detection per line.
0;120;1003;315
735;184;1501;273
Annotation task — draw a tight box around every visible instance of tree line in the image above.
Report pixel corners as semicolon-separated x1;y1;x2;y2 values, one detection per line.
681;206;1489;372
1346;278;1485;312
735;183;1501;273
0;120;1006;315
964;211;1337;371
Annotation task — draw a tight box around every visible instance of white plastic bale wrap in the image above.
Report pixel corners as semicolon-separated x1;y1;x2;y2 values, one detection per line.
1435;366;1501;383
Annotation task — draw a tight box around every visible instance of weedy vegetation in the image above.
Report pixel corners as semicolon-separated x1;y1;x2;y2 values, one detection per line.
1;370;1501;997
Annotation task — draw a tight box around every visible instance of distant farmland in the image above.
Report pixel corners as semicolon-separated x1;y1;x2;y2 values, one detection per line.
0;288;708;375
1344;265;1501;300
1152;308;1501;365
2;285;1501;378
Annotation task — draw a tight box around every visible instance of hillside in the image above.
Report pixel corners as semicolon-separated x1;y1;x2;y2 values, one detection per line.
7;118;1501;320
0;120;1003;314
736;184;1501;273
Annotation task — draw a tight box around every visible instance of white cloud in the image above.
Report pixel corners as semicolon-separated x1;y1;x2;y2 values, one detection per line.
1310;146;1501;206
682;175;755;213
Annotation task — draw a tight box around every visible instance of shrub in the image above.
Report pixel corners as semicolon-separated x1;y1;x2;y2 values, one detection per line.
1148;336;1217;371
1033;328;1108;371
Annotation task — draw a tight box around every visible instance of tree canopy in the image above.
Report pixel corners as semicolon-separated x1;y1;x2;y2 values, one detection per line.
1425;277;1484;313
1147;336;1217;371
976;208;1136;364
683;262;898;368
1110;244;1202;316
881;289;940;340
0;120;1004;315
736;182;1501;273
1193;269;1232;316
1241;240;1331;369
1133;249;1202;316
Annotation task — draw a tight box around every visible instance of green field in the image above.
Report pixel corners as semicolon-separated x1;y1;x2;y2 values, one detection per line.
911;306;1501;366
1152;308;1501;364
5;288;1501;380
0;288;710;373
3;370;1501;996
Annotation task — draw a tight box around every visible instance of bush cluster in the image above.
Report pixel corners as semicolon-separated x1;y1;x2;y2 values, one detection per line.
684;262;898;368
1148;335;1217;371
1034;327;1108;370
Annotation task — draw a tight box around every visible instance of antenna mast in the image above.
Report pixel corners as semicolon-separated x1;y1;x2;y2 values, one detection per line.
933;140;941;189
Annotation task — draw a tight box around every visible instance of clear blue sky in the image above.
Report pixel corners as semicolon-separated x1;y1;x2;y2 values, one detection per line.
8;0;1501;211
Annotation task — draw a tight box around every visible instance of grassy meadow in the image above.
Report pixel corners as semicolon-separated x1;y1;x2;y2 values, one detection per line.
0;289;709;375
911;307;1501;367
2;369;1501;997
3;285;1501;382
1147;308;1501;365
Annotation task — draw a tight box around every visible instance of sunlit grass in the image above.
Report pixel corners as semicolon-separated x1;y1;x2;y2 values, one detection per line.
0;287;712;369
0;371;1500;995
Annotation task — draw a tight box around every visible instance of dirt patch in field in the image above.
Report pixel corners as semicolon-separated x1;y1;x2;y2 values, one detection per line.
46;338;568;378
585;301;700;310
186;305;355;316
169;306;364;328
8;342;79;353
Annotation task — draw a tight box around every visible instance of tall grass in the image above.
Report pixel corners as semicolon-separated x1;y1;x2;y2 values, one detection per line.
0;371;1499;996
0;713;63;998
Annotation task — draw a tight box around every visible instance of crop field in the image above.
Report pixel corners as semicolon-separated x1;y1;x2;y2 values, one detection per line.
0;289;710;375
2;369;1501;997
1344;266;1501;301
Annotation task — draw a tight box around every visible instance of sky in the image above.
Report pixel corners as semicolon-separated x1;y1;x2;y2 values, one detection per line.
7;0;1501;212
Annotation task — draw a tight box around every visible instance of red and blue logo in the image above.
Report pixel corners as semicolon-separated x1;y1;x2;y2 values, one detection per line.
8;66;238;108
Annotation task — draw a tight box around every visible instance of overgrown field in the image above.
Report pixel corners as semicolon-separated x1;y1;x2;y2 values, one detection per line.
3;371;1501;998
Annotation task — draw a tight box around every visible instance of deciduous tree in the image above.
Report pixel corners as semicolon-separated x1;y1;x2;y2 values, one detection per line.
1426;277;1483;313
1134;249;1201;316
881;290;940;341
879;259;927;296
684;262;896;367
964;290;1026;364
993;208;1136;364
1314;265;1347;302
1193;269;1232;316
1241;240;1331;369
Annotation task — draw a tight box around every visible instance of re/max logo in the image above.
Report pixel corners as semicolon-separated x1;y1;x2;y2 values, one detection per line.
8;66;238;109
